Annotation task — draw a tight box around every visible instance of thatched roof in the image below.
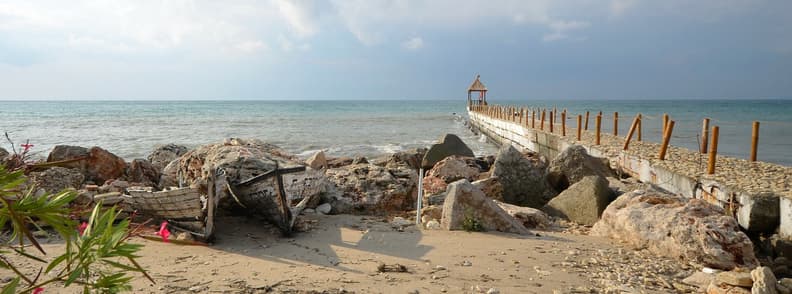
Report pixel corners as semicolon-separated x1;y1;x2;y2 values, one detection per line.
468;75;487;92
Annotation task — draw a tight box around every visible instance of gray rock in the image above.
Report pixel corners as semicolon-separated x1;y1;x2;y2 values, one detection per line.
29;167;85;194
147;144;188;172
426;191;447;206
495;200;549;229
737;192;780;234
751;266;778;294
383;148;427;170
780;279;792;294
440;179;530;234
716;271;753;287
306;151;328;170
421;134;474;169
591;189;758;270
323;163;417;214
681;272;714;288
316;203;332;215
490;145;553;208
472;177;503;201
543;176;613;226
546;145;616;191
125;158;160;187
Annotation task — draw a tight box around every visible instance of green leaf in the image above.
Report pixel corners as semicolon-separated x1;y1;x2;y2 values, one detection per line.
0;277;19;294
64;267;82;286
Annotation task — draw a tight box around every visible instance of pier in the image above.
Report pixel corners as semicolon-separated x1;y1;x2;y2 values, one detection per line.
464;76;792;238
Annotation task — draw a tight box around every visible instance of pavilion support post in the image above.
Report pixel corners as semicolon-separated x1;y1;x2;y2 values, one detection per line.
584;111;590;130
637;114;642;141
549;111;554;133
531;110;535;128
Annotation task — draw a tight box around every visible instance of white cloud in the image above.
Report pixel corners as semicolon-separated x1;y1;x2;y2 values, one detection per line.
401;37;424;50
234;40;268;53
609;0;636;17
543;20;590;42
273;0;318;38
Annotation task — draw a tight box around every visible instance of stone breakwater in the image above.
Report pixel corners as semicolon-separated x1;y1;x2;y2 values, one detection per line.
466;105;792;239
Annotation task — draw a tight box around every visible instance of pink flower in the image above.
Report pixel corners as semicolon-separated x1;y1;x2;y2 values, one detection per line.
77;222;88;236
33;288;44;294
156;221;170;243
21;143;34;152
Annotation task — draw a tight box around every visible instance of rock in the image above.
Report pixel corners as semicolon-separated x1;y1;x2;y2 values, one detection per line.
125;159;160;187
390;217;413;228
98;180;130;194
716;271;754;287
147;144;188;172
495;200;549;229
426;192;447;206
352;156;368;165
543;176;613;226
306;151;328;170
780;279;792;292
47;146;127;183
382;148;427;170
682;272;715;288
472;177;503;201
425;220;441;230
779;283;791;294
316;203;332;215
175;232;194;242
766;234;792;259
327;157;354;168
490;145;553;208
421;134;475;169
546;145;616;191
158;159;181;188
737;192;780;234
591;189;758;270
420;205;443;222
486;288;500;294
0;147;7;159
751;266;778;294
422;156;479;194
707;282;752;294
29;167;85;194
323;163;417;214
440;179;530;234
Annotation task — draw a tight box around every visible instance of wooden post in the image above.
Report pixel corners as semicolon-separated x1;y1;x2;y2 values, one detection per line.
549;111;554;133
540;110;546;130
623;114;640;150
637;114;642;141
751;121;759;162
576;115;582;141
595;115;602;145
584;111;590;130
658;120;675;160
561;111;566;136
708;126;720;174
700;118;710;154
662;113;669;137
531;110;535;128
613;112;619;136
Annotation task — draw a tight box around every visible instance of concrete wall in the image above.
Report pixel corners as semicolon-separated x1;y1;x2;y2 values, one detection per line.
468;110;783;235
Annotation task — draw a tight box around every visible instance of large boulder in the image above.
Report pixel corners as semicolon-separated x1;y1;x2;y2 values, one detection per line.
591;189;758;270
543;175;613;226
372;148;427;170
147;144;188;172
421;134;474;169
125;159;160;187
422;156;480;195
47;145;127;183
323;163;417;214
29;167;85;194
473;177;503;201
440;179;530;234
490;145;553;208
546;145;616;191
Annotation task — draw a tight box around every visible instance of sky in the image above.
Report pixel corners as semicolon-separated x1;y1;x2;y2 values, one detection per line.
0;0;791;100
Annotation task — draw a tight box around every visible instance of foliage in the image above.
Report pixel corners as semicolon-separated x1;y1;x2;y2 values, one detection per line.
461;208;484;232
0;165;152;293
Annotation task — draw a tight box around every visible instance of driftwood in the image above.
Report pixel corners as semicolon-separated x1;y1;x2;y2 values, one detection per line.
377;263;408;273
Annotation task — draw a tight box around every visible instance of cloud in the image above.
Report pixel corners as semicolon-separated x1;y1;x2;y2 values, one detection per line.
234;40;268;53
273;0;318;38
401;37;424;50
609;0;636;17
543;20;590;42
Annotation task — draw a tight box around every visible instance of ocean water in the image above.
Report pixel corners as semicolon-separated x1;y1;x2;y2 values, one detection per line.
0;100;790;166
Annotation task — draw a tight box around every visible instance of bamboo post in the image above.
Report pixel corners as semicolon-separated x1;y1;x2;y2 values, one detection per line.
708;126;720;174
700;118;710;154
549;111;554;133
576;115;582;141
540;110;546;130
595;115;602;145
658;120;675;160
584;111;590;130
623;114;640;150
613;112;619;136
637;114;642;141
561;111;566;136
751;121;759;162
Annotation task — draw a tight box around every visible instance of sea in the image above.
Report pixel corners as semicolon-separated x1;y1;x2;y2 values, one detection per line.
1;99;790;166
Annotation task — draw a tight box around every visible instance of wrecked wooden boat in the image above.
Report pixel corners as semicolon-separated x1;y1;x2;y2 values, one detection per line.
226;164;308;236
